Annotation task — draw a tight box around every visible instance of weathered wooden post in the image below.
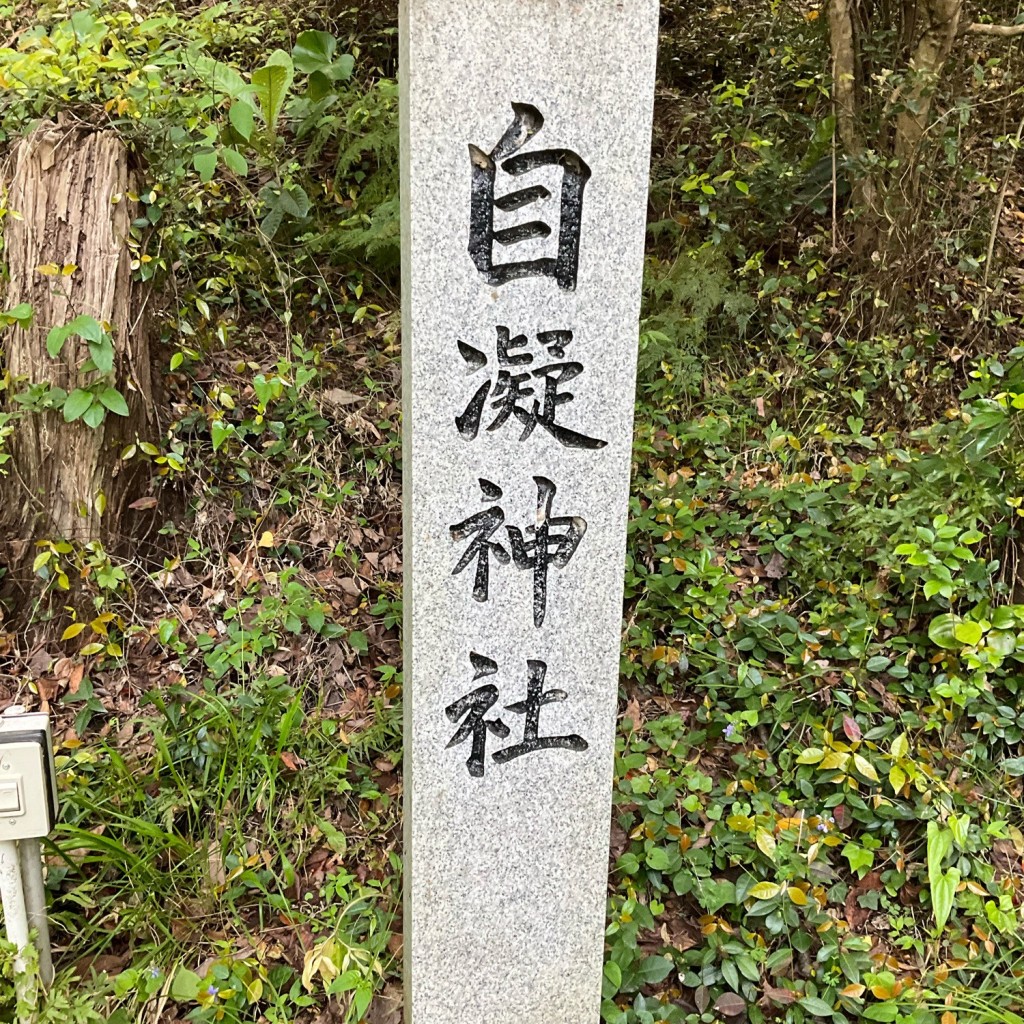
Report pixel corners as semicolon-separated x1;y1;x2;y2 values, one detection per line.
400;2;659;1022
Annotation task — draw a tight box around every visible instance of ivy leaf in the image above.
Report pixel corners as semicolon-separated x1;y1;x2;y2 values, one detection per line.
89;338;115;374
98;388;129;416
63;389;94;422
954;620;983;646
800;996;835;1017
928;614;960;649
46;325;71;359
82;401;106;428
635;955;673;985
931;868;960;930
748;881;782;900
65;315;103;342
2;303;33;327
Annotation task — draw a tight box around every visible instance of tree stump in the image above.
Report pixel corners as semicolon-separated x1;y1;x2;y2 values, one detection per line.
2;122;156;574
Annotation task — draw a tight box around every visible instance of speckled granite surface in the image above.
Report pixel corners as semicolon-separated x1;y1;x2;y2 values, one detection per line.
400;3;659;1021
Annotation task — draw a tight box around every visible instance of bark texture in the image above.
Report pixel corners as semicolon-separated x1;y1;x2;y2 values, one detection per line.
2;123;155;552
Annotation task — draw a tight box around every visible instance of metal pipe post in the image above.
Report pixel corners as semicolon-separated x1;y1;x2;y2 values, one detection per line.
0;839;33;1006
18;838;52;987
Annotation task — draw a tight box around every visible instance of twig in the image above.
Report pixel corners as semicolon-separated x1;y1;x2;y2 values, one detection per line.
966;22;1024;38
982;111;1024;295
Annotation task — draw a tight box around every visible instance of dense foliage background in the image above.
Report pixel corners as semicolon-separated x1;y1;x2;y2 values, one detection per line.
1;0;1024;1021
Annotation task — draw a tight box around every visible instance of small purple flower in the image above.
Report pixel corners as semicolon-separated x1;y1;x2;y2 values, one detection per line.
149;966;162;979
206;985;218;997
724;724;736;739
816;822;828;833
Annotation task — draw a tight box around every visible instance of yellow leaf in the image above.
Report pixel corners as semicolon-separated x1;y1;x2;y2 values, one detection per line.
95;491;107;517
840;983;865;998
941;1013;957;1024
853;753;879;782
889;765;907;794
89;617;109;636
62;623;87;640
748;881;782;900
788;886;809;906
32;550;52;573
80;642;104;656
727;813;754;833
258;530;274;548
105;642;123;657
756;828;777;860
36;262;60;276
796;747;825;764
891;733;909;759
819;750;849;771
61;263;77;276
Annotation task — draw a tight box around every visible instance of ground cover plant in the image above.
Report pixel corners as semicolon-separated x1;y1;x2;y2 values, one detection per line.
0;0;1024;1022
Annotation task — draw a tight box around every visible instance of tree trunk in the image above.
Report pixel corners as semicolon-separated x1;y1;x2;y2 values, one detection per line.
829;0;880;254
2;123;156;571
892;0;963;166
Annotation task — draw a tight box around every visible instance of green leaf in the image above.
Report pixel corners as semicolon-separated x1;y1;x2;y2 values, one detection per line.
228;100;255;141
211;420;233;452
252;53;293;130
863;1003;900;1022
602;962;622;993
348;630;368;654
63;389;94;422
46;325;71;358
927;821;953;885
3;302;33;327
194;149;217;182
954;620;983;646
646;847;670;871
843;842;874;876
931;867;960;930
221;147;248;176
170;967;201;1001
89;338;115;374
635;955;673;985
98;388;129;416
66;315;103;342
928;614;960;649
82;401;106;428
184;51;251;100
292;29;336;73
800;996;835;1017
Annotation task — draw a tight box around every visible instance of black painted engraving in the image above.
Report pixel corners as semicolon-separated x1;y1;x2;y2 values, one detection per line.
455;327;607;450
447;653;588;777
449;476;586;624
507;476;587;627
449;479;510;603
492;659;588;764
469;103;591;291
446;651;510;777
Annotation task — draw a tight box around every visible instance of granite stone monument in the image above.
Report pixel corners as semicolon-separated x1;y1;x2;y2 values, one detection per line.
400;2;660;1021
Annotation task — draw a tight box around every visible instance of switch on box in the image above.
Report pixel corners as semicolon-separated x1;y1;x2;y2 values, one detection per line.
0;709;58;841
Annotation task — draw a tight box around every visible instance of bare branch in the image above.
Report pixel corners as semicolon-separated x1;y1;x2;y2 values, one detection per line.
966;22;1024;37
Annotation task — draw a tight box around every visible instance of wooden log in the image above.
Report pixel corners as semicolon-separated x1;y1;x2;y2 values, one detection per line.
2;122;156;560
